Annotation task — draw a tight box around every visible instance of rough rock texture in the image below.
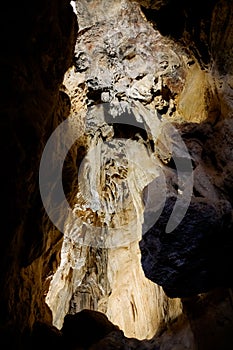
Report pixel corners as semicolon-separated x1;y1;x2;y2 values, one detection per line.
1;0;233;349
45;0;184;340
138;0;233;295
0;0;78;346
26;309;193;350
140;121;233;297
44;0;233;348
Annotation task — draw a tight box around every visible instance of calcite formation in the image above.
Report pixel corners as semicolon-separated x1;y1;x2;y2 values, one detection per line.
43;1;233;347
45;0;186;339
1;0;233;349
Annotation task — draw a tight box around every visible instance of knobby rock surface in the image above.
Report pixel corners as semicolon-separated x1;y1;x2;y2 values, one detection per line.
1;0;233;349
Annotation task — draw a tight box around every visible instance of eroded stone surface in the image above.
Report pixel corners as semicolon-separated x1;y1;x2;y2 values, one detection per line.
140;119;233;297
45;0;233;346
45;0;188;340
2;0;233;349
0;0;78;340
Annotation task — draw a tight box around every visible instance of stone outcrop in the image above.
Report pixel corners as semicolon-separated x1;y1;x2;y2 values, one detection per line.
0;0;78;345
44;1;233;348
1;0;233;349
26;309;193;350
45;0;185;340
140;120;233;297
138;0;233;295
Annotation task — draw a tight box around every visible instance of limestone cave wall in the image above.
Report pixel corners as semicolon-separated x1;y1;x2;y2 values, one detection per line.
0;0;78;345
1;0;233;349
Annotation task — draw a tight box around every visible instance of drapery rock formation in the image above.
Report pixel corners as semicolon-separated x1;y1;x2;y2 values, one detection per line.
45;0;185;340
1;0;233;349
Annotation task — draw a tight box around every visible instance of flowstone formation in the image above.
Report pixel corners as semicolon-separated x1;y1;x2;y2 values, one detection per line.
44;1;233;344
45;0;194;340
1;0;233;349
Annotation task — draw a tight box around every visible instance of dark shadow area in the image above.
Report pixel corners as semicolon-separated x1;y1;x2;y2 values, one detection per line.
141;0;217;68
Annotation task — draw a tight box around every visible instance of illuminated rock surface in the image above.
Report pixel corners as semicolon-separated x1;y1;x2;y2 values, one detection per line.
1;0;233;349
